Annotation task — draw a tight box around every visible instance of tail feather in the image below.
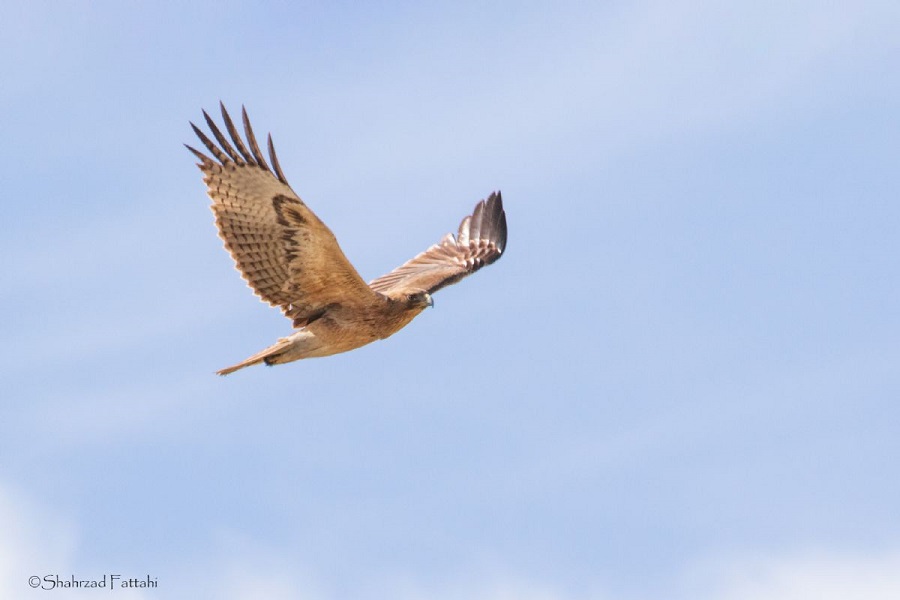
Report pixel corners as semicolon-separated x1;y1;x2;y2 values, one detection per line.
217;336;295;376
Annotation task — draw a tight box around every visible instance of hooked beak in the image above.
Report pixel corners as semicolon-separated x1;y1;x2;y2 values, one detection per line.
425;293;434;308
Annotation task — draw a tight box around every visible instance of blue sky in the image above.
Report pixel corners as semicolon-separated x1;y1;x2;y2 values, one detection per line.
2;1;900;598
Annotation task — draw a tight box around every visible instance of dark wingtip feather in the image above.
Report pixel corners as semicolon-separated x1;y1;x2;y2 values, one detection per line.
190;122;230;164
202;108;243;164
484;190;506;254
496;206;507;254
495;191;507;253
268;133;288;184
219;102;257;165
184;143;212;164
242;105;271;172
469;199;485;241
191;104;291;186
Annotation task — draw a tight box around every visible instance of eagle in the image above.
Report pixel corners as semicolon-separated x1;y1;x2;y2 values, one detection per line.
187;104;507;375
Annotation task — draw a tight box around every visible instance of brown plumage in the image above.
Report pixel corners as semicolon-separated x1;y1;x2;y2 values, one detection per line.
187;103;507;375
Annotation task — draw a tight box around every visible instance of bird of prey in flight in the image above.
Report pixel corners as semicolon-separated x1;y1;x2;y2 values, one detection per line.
187;104;507;375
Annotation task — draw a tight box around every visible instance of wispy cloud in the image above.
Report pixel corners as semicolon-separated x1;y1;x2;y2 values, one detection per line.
147;545;900;600
687;549;900;600
4;485;900;600
0;483;152;600
268;0;900;188
0;484;75;598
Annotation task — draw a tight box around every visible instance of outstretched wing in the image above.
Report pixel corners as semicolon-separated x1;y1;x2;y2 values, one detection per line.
187;103;375;327
368;192;507;298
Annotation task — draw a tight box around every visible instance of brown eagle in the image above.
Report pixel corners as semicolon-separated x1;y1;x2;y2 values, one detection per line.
187;104;507;375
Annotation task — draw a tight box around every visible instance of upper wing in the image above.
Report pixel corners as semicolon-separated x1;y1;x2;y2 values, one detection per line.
187;103;375;327
368;192;507;298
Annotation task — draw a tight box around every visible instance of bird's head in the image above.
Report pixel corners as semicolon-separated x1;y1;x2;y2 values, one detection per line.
405;291;434;310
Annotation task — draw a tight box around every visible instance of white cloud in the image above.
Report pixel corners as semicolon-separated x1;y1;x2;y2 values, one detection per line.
4;493;900;600
170;530;328;600
267;0;900;195
210;567;322;600
387;576;593;600
0;483;151;600
379;549;900;600
201;546;900;600
569;0;900;147
0;484;75;598
686;549;900;600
